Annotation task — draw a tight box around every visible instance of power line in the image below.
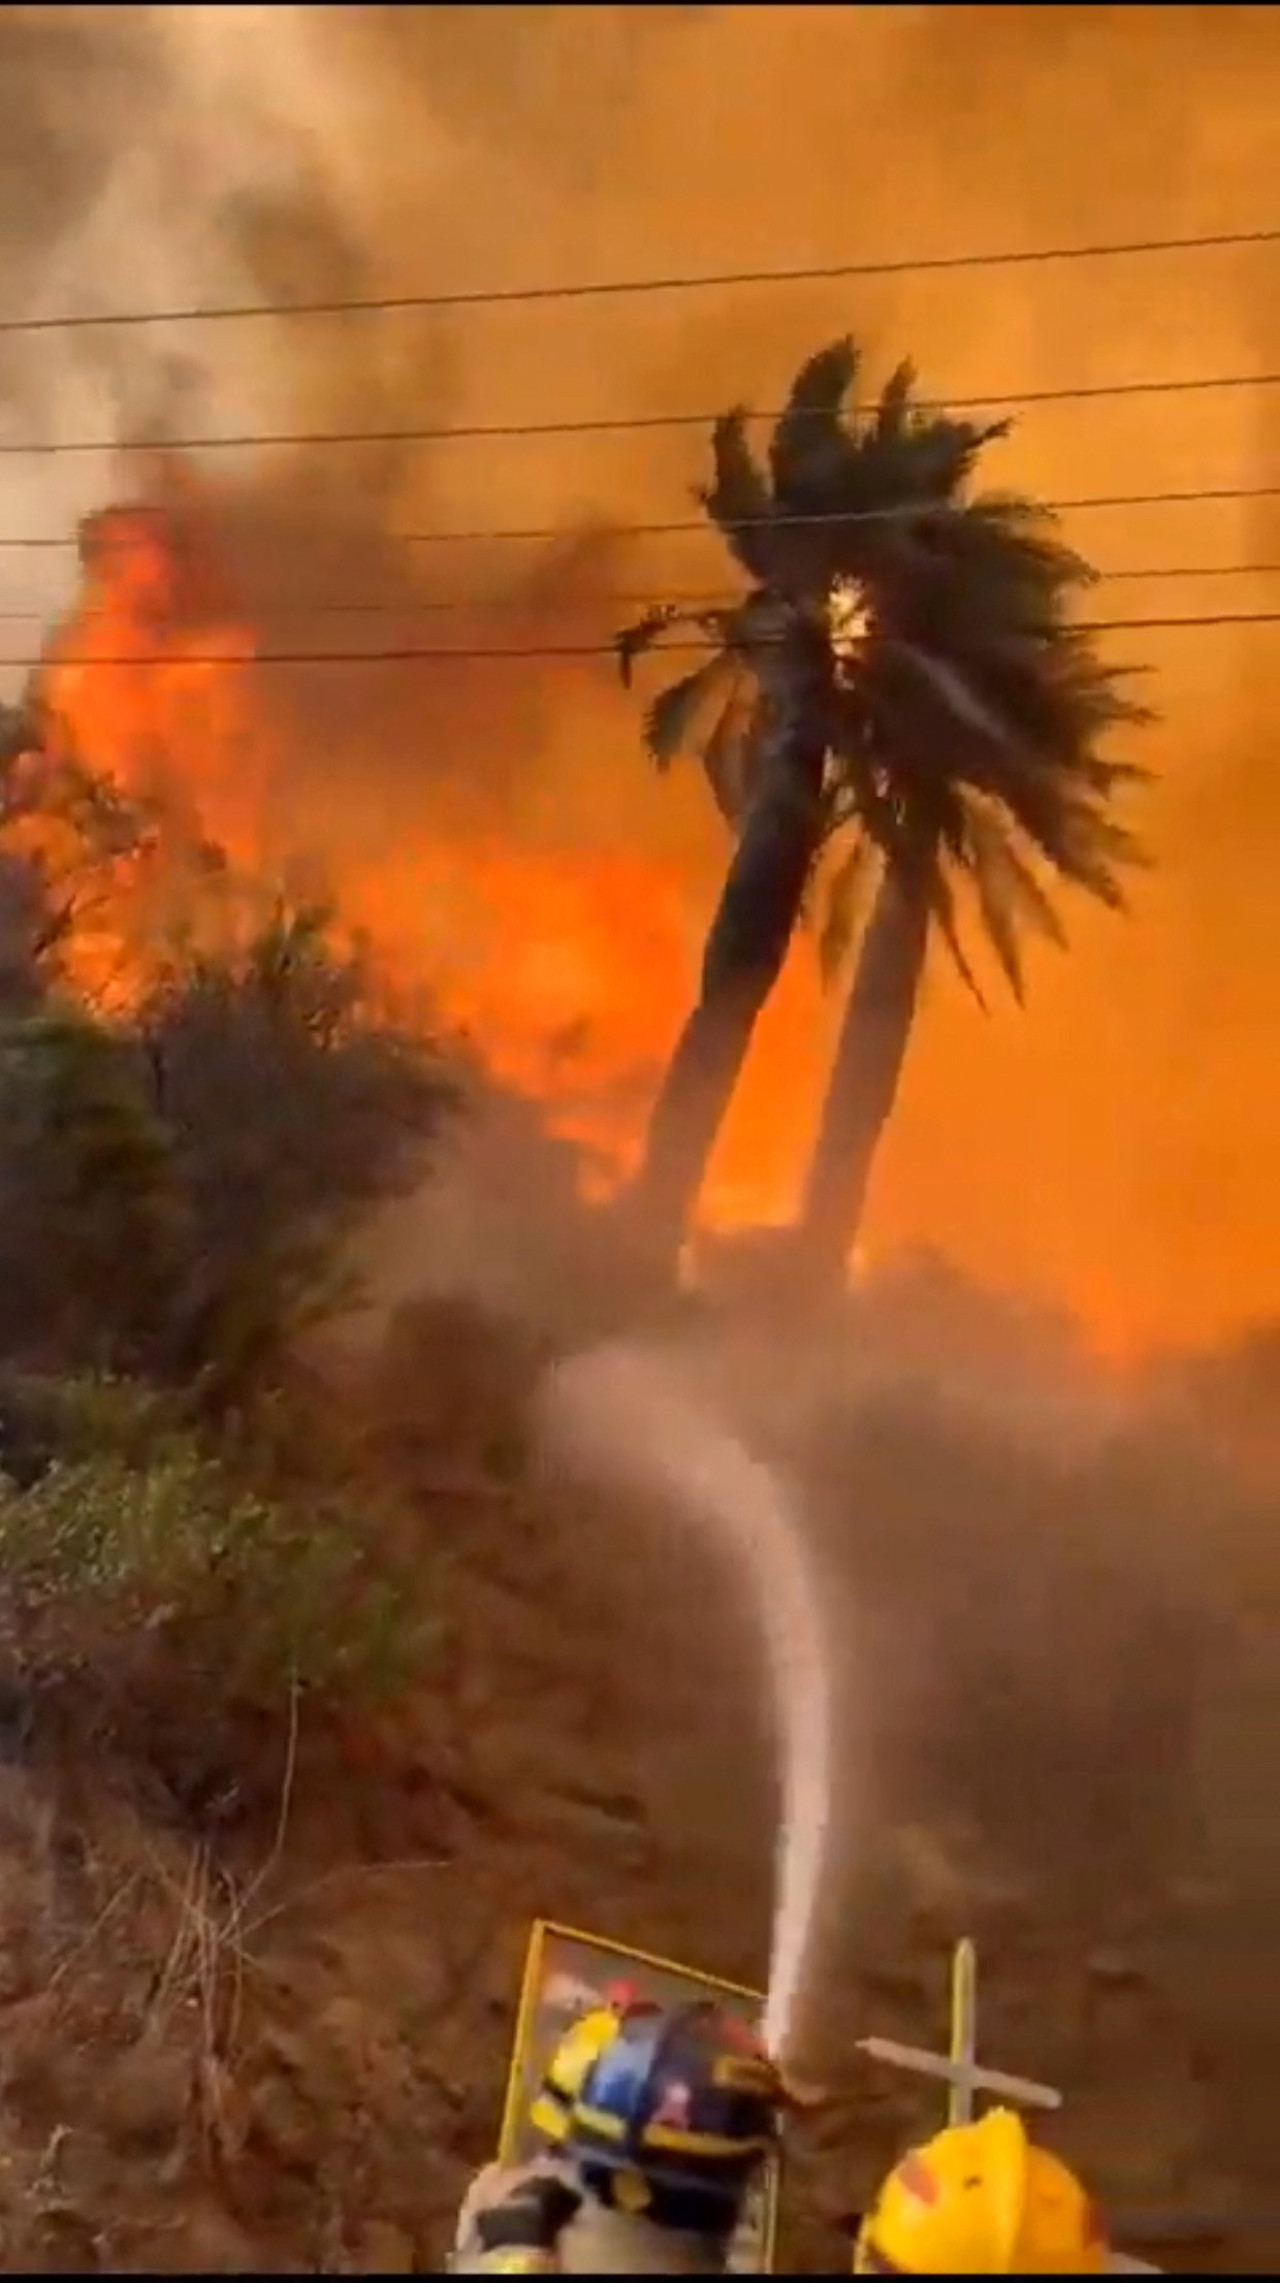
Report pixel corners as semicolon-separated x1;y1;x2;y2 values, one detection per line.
0;226;1275;338
0;561;1276;624
3;611;1277;672
0;482;1275;556
324;559;1280;610
396;486;1280;547
1016;560;1280;583
2;369;1277;457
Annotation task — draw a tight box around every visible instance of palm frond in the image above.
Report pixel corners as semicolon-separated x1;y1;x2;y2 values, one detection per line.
817;831;876;987
616;605;684;690
617;597;743;678
1034;798;1150;908
769;336;859;508
948;491;1096;578
617;330;1155;1017
923;858;988;1011
971;725;1141;890
899;412;1012;502
873;361;916;444
963;799;1070;958
700;410;776;582
642;654;736;772
719;585;793;663
968;847;1028;1002
882;635;1021;752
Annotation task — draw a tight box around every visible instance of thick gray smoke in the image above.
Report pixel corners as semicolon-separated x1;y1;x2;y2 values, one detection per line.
0;4;1278;1342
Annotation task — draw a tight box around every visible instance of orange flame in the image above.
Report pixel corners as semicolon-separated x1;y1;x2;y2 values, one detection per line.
23;485;816;1220
39;501;268;867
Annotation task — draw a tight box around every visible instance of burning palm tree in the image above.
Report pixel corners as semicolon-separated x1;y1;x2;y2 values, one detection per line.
617;338;1153;1283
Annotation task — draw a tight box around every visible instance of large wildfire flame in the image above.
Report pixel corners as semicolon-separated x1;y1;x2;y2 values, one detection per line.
3;2;1276;1362
24;485;824;1225
40;500;266;864
19;494;273;1011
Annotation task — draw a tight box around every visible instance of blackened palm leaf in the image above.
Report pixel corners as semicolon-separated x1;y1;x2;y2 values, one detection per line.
966;754;1133;885
902;412;1011;501
720;584;793;664
701;410;776;582
1072;753;1154;794
968;838;1029;1001
616;605;684;690
882;635;1021;752
817;831;876;987
962;798;1070;962
642;654;737;770
953;492;1096;583
769;336;860;508
873;361;916;444
924;857;987;1010
1038;801;1149;907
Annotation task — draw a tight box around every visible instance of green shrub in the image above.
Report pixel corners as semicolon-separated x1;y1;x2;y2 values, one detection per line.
135;899;460;1406
0;1011;184;1371
0;1367;186;1485
0;877;461;1404
0;1397;435;1705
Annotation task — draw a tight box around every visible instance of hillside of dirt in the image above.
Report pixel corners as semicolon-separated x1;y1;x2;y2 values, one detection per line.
0;1283;1272;2276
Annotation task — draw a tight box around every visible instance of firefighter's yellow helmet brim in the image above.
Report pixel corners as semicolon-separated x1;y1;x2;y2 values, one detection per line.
854;2108;1108;2274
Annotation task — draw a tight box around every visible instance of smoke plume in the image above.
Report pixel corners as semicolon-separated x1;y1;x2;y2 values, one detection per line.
0;3;1277;1351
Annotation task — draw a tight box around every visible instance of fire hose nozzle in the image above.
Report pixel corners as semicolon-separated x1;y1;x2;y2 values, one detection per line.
776;2068;832;2114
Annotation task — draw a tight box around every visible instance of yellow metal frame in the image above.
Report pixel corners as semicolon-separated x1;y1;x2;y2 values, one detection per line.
497;1916;782;2272
947;1936;978;2128
849;1936;1081;2275
850;1936;977;2273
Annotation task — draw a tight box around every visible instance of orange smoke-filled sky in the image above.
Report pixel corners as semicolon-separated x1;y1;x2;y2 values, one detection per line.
0;3;1278;1352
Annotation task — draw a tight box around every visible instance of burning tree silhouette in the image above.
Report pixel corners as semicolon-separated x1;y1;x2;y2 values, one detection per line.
618;337;1153;1288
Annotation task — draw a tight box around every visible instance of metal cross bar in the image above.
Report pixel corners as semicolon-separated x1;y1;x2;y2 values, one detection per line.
948;1934;977;2125
856;1937;1063;2120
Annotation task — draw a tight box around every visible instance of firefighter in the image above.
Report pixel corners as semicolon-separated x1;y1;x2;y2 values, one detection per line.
852;2105;1108;2275
449;1998;785;2275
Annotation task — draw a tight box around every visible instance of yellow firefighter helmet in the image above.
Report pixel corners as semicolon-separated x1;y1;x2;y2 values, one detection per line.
853;2106;1107;2274
529;2005;622;2146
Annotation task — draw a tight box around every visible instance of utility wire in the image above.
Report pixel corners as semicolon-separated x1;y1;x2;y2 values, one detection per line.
0;225;1275;337
0;562;1276;623
391;486;1280;547
4;612;1277;671
290;560;1280;611
1;369;1277;456
0;482;1275;554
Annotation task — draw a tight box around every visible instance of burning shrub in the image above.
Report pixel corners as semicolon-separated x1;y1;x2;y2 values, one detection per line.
0;749;460;1401
0;684;463;1741
0;706;155;1011
133;898;460;1408
0;900;455;1719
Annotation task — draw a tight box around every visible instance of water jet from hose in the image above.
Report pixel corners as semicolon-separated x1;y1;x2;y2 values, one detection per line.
538;1337;837;2065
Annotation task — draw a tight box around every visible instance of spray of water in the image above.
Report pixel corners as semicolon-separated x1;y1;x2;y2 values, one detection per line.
538;1338;836;2065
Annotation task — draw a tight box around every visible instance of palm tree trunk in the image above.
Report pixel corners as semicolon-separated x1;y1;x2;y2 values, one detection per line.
798;864;929;1284
629;706;826;1265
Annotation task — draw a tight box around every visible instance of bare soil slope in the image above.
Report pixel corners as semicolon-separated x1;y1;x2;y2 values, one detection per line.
0;1299;1272;2274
